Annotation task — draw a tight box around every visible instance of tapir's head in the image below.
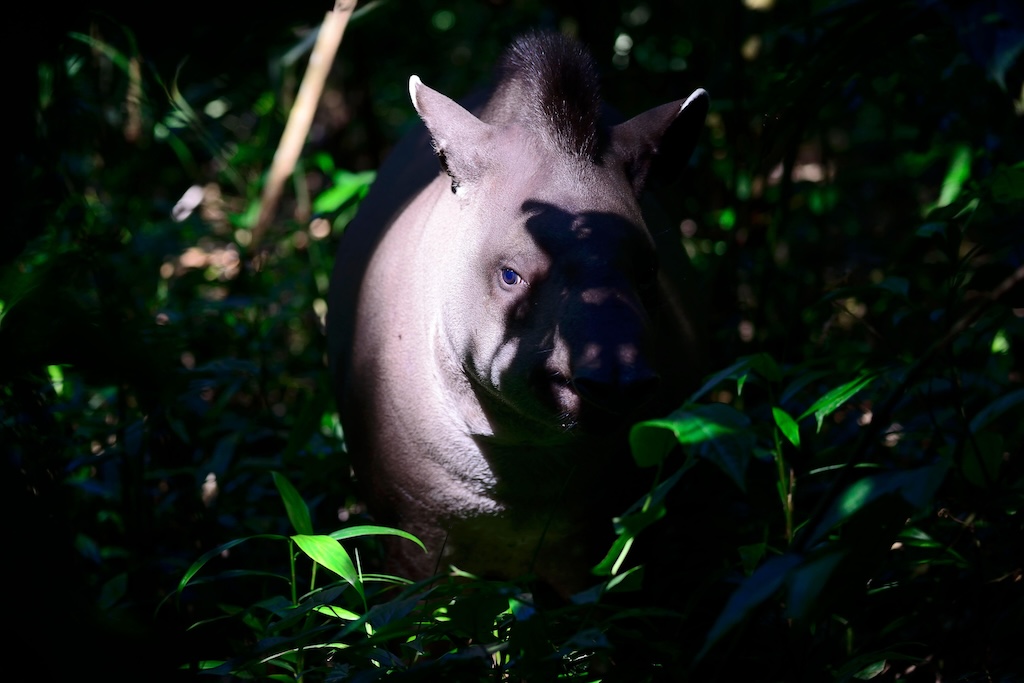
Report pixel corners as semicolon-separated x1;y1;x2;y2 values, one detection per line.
410;34;708;443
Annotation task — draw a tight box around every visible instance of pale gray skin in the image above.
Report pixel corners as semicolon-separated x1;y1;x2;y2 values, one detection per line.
327;34;707;597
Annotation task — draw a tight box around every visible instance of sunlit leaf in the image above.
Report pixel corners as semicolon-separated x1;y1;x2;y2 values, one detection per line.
594;457;698;576
292;534;363;600
936;145;971;208
272;471;313;535
804;458;950;546
772;406;801;448
330;525;426;552
313;170;376;213
799;372;876;432
313;605;361;620
630;402;751;468
594;500;666;576
990;329;1010;354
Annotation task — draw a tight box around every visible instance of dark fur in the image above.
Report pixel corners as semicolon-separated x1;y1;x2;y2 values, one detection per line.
483;32;603;161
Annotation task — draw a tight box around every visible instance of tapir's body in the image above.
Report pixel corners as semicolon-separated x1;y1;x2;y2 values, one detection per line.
327;32;707;596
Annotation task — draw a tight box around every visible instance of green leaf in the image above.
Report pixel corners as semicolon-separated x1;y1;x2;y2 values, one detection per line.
805;458;950;546
176;534;285;593
698;553;802;660
935;145;971;208
594;499;667;576
630;402;751;469
969;387;1024;432
312;170;376;213
628;419;679;467
594;458;697;576
990;329;1010;354
749;353;782;383
67;32;135;74
291;534;363;600
799;372;876;432
854;659;889;680
784;548;846;620
605;564;644;593
272;471;313;535
772;407;801;448
693;426;754;492
313;604;361;620
330;525;426;552
687;353;779;402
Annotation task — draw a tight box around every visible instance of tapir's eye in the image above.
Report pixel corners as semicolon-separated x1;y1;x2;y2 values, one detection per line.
500;267;523;287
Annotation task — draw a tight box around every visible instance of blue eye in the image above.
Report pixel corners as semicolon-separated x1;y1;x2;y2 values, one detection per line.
500;268;522;286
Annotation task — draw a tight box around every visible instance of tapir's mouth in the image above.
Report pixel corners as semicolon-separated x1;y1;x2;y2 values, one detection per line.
542;369;643;436
464;361;580;442
465;360;642;441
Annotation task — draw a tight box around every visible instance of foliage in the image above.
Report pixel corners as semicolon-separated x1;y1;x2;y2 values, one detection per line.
4;0;1023;681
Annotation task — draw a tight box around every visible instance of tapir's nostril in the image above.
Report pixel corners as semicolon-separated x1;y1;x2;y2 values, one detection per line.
573;372;661;415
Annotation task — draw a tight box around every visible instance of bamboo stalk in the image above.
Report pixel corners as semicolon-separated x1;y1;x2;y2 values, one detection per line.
250;1;357;254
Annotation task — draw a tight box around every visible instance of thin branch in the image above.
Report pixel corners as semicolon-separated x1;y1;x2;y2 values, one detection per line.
250;1;358;254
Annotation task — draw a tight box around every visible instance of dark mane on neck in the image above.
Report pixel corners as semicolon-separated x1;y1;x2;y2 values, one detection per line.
484;32;603;160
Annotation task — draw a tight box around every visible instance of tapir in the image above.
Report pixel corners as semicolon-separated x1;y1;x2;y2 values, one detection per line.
327;31;708;597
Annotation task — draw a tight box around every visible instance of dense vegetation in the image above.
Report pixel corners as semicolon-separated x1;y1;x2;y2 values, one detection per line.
5;1;1022;681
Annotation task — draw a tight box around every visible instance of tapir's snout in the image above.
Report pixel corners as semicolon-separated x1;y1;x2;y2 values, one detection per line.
566;287;662;420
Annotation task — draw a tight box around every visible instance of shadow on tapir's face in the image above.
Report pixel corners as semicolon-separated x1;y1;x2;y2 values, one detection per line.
464;198;665;441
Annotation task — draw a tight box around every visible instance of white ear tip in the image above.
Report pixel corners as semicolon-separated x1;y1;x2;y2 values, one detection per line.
409;75;422;106
681;88;709;111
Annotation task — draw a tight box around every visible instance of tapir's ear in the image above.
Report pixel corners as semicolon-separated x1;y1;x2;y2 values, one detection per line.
409;75;492;193
610;88;709;195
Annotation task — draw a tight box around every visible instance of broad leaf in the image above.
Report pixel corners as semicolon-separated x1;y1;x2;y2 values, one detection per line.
273;471;313;535
698;553;802;660
804;458;950;546
313;170;375;213
630;402;751;467
772;406;801;448
292;534;364;600
784;549;846;620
